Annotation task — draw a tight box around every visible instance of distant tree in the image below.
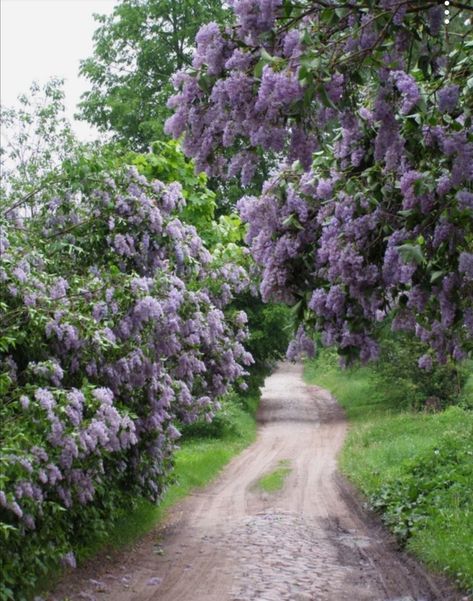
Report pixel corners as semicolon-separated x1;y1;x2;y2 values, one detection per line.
78;0;228;149
0;79;80;208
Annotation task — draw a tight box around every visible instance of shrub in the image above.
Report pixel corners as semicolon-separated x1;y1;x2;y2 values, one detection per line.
0;166;252;599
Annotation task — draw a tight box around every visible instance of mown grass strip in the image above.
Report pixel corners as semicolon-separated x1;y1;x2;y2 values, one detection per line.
257;459;291;493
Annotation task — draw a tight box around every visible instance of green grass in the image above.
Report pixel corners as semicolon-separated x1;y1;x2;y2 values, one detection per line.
257;460;291;493
76;407;257;561
304;352;473;594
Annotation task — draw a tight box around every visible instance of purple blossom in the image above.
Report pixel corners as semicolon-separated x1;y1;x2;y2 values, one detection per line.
113;233;135;257
230;0;282;38
457;190;473;210
19;395;30;410
459;252;473;280
92;387;114;405
193;22;228;76
12;266;28;282
167;424;181;440
50;277;69;300
283;30;301;59
437;85;459;114
399;170;422;210
316;179;334;200
418;354;433;371
10;501;23;518
428;5;443;35
391;71;420;114
61;551;77;569
134;296;163;322
286;326;316;361
34;388;56;412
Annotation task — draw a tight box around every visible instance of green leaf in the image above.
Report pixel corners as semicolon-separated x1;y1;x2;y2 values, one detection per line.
430;270;445;283
397;244;425;265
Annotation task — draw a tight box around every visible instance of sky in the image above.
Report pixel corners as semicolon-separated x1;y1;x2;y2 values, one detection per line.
1;0;118;141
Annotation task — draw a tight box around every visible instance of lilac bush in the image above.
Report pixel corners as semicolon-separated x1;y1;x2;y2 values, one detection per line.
166;0;473;366
0;166;252;598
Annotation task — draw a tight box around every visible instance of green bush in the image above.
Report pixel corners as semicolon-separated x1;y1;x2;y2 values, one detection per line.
374;331;469;409
460;368;473;409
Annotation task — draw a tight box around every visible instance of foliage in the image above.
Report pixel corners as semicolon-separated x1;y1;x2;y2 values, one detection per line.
370;422;472;542
167;0;473;367
305;353;473;593
0;79;80;208
180;388;257;440
373;329;468;409
306;333;469;411
460;368;473;408
234;296;292;371
0;163;253;599
78;0;228;148
130;140;217;238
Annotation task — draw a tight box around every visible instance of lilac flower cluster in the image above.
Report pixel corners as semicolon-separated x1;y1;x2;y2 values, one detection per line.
0;167;253;584
164;4;309;183
166;1;473;365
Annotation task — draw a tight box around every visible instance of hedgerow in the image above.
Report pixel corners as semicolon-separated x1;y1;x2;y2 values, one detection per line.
0;165;252;599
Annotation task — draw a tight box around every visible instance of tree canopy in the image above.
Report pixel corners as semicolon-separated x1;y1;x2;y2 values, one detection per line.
0;79;80;206
78;0;228;148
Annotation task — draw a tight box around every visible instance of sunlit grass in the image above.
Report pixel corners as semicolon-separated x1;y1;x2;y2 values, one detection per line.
77;408;257;560
304;354;473;594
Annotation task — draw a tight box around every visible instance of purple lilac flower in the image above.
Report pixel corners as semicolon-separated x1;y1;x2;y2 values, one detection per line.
399;170;422;209
34;388;56;412
230;0;282;38
286;326;316;360
437;85;459;114
391;71;420;114
61;551;77;569
167;424;181;440
428;5;443;35
418;354;433;371
10;501;23;518
457;190;473;210
50;277;69;300
193;22;227;76
19;395;30;410
92;387;114;405
459;252;473;280
12;266;28;282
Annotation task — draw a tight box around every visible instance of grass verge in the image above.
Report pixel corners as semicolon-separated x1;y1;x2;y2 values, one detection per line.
77;407;257;562
257;460;291;493
304;352;473;595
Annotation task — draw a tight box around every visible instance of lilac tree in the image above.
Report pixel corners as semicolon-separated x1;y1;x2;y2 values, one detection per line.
0;165;252;597
166;0;473;366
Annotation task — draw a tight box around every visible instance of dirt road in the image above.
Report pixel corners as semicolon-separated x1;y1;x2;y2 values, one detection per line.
52;362;459;601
